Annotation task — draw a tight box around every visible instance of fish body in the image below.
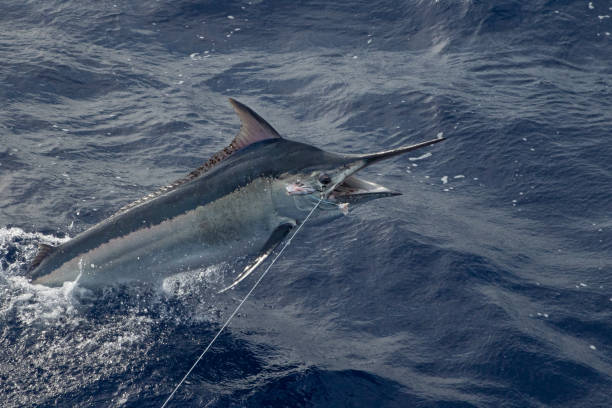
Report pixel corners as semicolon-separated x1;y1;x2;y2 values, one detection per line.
27;99;444;288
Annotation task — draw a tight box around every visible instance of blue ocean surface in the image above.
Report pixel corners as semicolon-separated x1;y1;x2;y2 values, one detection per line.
1;0;611;406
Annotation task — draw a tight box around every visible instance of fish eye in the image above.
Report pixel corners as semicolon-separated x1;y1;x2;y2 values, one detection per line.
318;173;332;185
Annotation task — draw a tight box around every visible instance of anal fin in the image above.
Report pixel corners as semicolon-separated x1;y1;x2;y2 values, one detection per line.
218;222;294;293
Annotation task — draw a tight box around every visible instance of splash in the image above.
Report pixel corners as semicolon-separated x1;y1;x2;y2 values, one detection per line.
0;227;228;407
0;226;70;277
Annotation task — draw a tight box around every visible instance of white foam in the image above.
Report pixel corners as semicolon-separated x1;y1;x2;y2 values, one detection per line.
441;176;448;184
409;152;432;161
0;226;67;245
2;275;85;326
161;263;226;297
1;227;70;276
116;392;130;406
0;227;236;406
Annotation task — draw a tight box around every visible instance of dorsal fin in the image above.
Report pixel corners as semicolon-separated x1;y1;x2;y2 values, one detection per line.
228;98;281;149
109;99;282;218
29;243;56;272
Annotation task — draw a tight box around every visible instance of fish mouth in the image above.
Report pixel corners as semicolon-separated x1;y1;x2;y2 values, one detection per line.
328;175;401;203
325;136;446;202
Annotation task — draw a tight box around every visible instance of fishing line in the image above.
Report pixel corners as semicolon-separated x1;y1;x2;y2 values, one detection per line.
160;197;323;408
294;193;342;212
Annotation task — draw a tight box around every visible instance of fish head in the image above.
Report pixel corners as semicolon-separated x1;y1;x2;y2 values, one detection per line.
274;136;445;217
219;98;445;218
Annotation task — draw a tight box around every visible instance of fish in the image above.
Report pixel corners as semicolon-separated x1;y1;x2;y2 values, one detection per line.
26;99;445;289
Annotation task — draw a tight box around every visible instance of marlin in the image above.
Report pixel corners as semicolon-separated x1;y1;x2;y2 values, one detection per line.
27;99;444;290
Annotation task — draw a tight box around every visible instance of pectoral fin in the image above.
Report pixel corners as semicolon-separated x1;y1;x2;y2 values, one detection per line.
218;222;294;293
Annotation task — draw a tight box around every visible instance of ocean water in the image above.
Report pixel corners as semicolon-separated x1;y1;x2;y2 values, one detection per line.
1;0;611;406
